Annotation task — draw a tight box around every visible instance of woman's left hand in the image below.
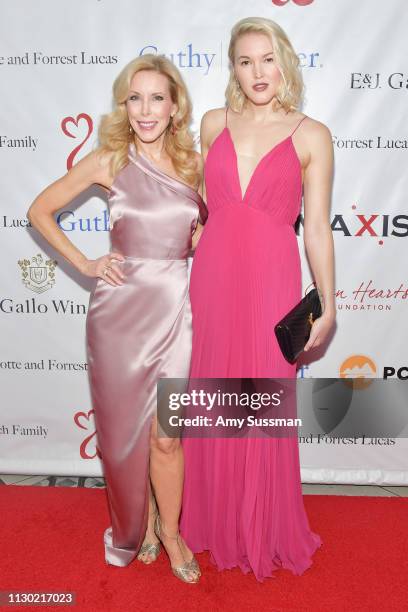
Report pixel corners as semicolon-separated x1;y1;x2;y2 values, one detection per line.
304;312;335;352
192;222;204;250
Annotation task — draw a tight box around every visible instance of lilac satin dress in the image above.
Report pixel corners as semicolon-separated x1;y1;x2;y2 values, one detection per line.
86;144;206;567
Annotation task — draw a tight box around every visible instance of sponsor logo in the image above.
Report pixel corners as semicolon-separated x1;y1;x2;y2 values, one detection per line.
1;209;109;232
0;359;87;371
4;254;86;313
0;298;87;315
339;355;377;389
351;73;408;89
0;51;118;67
57;209;109;232
0;136;38;151
61;113;93;170
300;434;396;446
296;205;408;244
383;367;408;380
332;136;408;150
297;51;321;69
1;215;32;229
139;43;320;73
335;279;408;310
0;424;48;438
336;280;408;312
17;254;57;294
140;44;216;75
74;410;101;460
297;364;313;378
272;0;314;5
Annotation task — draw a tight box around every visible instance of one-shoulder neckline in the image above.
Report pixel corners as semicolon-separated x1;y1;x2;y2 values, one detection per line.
128;143;203;206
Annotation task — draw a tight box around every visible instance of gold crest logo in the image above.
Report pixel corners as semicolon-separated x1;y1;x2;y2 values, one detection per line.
18;254;57;294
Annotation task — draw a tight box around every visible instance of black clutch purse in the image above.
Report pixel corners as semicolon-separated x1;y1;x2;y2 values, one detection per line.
274;288;322;364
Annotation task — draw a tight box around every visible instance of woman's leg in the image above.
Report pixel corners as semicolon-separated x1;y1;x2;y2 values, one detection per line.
149;415;199;581
137;481;161;563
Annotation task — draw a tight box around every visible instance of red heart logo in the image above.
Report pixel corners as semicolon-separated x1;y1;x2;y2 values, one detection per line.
74;409;95;431
61;113;93;170
80;431;101;460
74;409;101;459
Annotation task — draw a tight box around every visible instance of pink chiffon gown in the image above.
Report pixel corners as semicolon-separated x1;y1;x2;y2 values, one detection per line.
180;109;321;581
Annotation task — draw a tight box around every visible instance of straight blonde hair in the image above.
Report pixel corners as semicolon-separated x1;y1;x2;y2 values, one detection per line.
226;17;304;113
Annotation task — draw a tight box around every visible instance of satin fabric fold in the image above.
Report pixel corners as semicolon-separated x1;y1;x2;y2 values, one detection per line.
86;146;206;566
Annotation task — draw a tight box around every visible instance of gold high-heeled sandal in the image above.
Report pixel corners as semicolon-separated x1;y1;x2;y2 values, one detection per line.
154;516;200;583
137;540;161;564
137;513;161;564
186;556;201;577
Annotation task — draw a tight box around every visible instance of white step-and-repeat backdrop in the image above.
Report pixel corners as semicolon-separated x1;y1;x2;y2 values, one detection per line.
1;0;407;483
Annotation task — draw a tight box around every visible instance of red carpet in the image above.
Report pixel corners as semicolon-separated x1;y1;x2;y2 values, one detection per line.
0;486;407;611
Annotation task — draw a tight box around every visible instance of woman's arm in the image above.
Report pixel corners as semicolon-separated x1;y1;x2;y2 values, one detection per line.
302;121;335;351
27;151;124;286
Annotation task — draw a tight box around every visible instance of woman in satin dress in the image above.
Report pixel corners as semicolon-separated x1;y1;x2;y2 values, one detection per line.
27;54;206;583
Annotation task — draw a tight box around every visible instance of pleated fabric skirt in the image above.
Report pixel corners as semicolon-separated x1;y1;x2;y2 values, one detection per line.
181;206;321;581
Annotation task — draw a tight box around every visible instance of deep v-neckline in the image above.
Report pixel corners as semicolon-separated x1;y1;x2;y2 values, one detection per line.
225;126;294;202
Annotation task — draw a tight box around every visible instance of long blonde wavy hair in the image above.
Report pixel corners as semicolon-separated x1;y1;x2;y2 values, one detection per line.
226;17;304;113
98;54;199;187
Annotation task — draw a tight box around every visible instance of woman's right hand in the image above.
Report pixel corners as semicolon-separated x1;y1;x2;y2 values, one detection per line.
81;252;125;286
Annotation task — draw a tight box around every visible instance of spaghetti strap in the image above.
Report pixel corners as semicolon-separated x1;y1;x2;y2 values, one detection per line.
290;115;307;137
225;106;229;127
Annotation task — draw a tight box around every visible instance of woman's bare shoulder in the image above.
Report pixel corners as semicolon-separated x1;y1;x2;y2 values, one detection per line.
201;108;226;134
200;107;227;149
201;107;226;127
92;148;117;186
300;114;332;142
297;115;333;167
66;148;116;192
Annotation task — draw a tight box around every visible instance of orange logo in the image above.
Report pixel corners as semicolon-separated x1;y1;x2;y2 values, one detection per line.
339;355;377;389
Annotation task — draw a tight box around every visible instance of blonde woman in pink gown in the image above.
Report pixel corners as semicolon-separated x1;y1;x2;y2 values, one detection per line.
181;18;335;581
